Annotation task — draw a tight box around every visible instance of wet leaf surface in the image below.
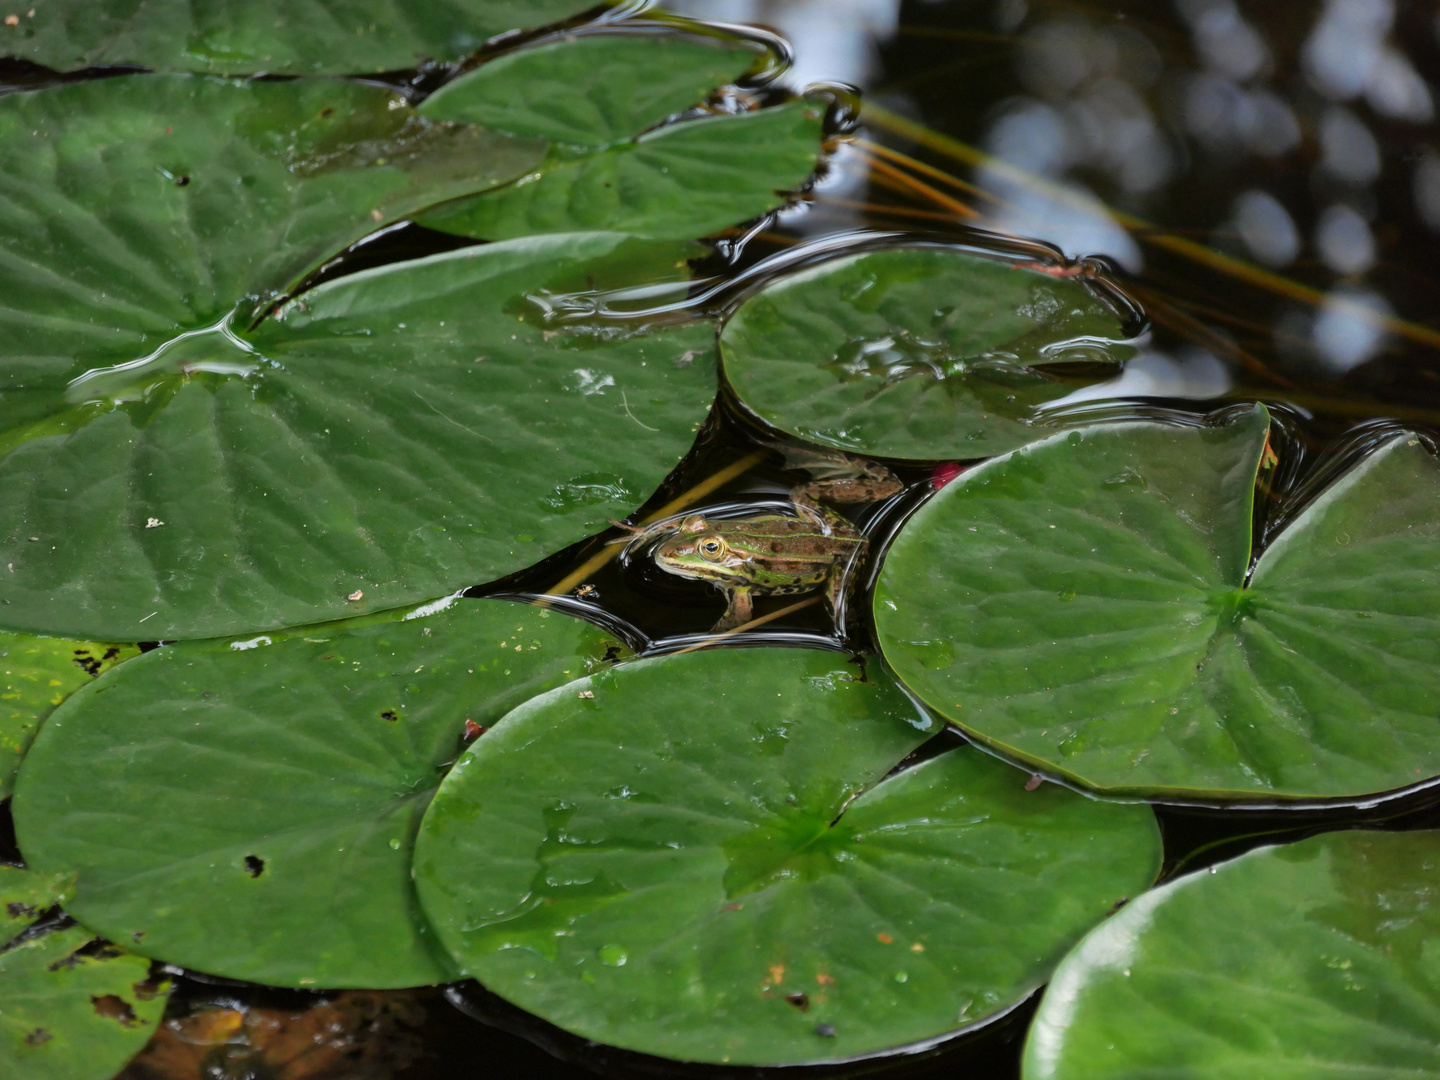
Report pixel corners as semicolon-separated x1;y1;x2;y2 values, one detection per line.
13;599;621;989
0;634;137;798
0;72;548;638
0;75;540;363
420;32;760;145
0;228;716;640
719;248;1134;459
0;0;589;75
414;647;1159;1065
418;100;824;241
876;405;1440;800
1025;829;1440;1080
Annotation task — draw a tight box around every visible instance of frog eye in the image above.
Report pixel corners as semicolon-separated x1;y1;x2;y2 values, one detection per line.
697;536;726;561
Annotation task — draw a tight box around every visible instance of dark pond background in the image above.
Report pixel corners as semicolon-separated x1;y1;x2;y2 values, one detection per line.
24;0;1432;1076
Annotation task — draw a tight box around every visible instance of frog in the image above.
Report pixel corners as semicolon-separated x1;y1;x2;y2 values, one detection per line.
630;445;903;633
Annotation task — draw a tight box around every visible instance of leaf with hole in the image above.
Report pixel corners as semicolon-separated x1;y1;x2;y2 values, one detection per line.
719;247;1135;459
0;925;168;1080
414;647;1160;1065
12;598;622;989
1025;829;1440;1080
0;864;167;1080
0;0;590;75
0;225;716;640
876;405;1440;800
418;100;824;241
0;634;137;799
0;864;75;947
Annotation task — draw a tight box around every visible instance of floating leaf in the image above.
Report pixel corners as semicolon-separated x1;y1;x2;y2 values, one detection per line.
0;634;137;799
13;599;622;989
719;247;1134;459
414;648;1159;1065
0;925;168;1080
418;100;824;241
0;72;543;639
0;229;716;640
1026;829;1440;1079
0;75;540;381
0;0;590;75
0;864;167;1080
876;406;1440;800
420;33;760;145
0;864;75;947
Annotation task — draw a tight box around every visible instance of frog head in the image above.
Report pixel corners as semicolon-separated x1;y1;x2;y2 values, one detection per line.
652;528;746;588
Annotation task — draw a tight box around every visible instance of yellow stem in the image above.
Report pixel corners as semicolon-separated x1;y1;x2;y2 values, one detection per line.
861;102;1440;352
544;449;767;596
856;149;980;219
669;595;823;655
854;138;995;202
810;195;979;224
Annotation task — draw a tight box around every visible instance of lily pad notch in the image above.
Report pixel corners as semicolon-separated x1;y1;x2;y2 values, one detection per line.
876;403;1440;802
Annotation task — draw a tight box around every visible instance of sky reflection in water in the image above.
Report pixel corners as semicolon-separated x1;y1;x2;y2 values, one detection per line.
670;0;1440;396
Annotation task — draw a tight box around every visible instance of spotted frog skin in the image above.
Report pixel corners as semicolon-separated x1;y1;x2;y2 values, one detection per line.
644;448;902;632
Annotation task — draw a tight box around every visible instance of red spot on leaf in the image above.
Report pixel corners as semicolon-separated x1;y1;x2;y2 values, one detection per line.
931;462;965;489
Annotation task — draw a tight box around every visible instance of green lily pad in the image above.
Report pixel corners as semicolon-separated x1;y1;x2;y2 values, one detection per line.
0;634;137;799
0;864;75;947
417;100;824;241
0;0;590;75
12;598;622;989
719;247;1135;459
0;924;168;1080
0;75;540;379
0;864;168;1080
420;33;761;145
876;405;1440;800
414;648;1160;1065
0;228;716;641
1025;829;1440;1080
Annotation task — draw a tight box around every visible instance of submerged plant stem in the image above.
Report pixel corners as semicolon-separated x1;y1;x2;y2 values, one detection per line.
670;594;821;654
853;138;993;203
1127;283;1295;390
545;450;767;596
861;104;1440;353
810;196;979;224
854;148;979;220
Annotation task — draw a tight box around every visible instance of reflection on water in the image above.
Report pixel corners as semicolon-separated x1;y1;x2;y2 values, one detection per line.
677;0;1439;412
1043;343;1230;408
665;0;902;88
10;4;1436;1077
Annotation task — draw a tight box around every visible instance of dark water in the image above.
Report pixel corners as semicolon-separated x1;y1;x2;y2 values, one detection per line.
6;0;1440;1077
446;2;1440;1075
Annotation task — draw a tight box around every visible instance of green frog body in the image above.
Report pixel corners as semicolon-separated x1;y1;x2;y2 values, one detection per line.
644;448;902;632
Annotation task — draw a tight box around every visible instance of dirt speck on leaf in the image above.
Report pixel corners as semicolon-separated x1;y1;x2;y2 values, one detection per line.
92;994;141;1027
